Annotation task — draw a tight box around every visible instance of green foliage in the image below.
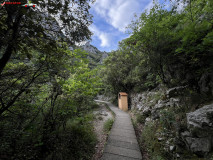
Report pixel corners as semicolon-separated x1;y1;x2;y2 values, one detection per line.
107;2;213;159
103;119;114;133
0;0;101;159
147;91;163;105
209;153;213;160
136;113;146;124
141;121;166;160
0;44;102;159
160;109;176;130
36;116;97;160
153;155;165;160
101;0;213;98
0;0;93;75
53;119;97;160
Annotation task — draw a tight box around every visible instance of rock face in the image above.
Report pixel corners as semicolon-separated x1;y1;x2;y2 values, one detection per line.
166;86;187;98
198;72;213;96
181;130;212;156
185;136;212;155
80;42;108;64
187;104;213;137
130;90;180;120
182;103;213;156
130;87;213;157
81;42;98;53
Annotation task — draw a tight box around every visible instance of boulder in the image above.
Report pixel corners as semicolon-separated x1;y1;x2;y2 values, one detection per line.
182;103;213;156
181;131;212;156
185;137;212;156
187;103;213;137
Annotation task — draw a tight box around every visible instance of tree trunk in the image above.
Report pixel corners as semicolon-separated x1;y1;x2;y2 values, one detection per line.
0;13;23;75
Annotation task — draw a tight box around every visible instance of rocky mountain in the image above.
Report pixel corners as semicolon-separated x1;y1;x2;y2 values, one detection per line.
130;85;213;159
80;42;108;68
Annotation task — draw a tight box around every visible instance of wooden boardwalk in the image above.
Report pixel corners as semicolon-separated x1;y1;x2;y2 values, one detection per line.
95;100;142;160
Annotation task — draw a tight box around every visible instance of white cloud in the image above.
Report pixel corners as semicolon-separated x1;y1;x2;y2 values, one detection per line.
173;0;186;13
144;0;154;12
99;34;110;47
162;0;186;13
90;25;110;47
92;0;145;32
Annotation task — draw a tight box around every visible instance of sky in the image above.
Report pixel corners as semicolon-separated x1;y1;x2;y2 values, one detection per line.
89;0;156;52
88;0;184;52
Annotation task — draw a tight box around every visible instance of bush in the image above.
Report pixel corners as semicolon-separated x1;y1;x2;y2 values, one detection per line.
159;109;176;130
136;113;146;124
0;114;97;160
46;120;97;160
141;121;170;160
141;122;161;154
103;119;114;132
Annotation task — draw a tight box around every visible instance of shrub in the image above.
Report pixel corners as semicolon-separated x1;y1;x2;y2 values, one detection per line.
160;109;176;130
136;113;146;124
46;121;97;160
103;119;114;132
0;113;97;160
141;121;170;160
141;121;161;154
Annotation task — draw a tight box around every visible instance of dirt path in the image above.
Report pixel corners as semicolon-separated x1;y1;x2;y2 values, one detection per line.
92;102;113;160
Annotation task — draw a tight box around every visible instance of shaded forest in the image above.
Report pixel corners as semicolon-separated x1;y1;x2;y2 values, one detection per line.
0;0;102;159
0;0;212;159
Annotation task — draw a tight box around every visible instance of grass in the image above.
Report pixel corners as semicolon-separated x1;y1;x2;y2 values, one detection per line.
94;102;115;135
102;103;115;133
103;119;114;133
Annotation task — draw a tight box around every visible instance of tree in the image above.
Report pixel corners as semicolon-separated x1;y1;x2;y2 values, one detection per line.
0;43;101;159
102;0;213;97
0;0;94;116
0;1;102;157
0;0;93;74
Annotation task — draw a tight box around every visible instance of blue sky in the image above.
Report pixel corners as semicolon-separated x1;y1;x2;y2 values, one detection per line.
88;0;183;52
89;0;156;52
